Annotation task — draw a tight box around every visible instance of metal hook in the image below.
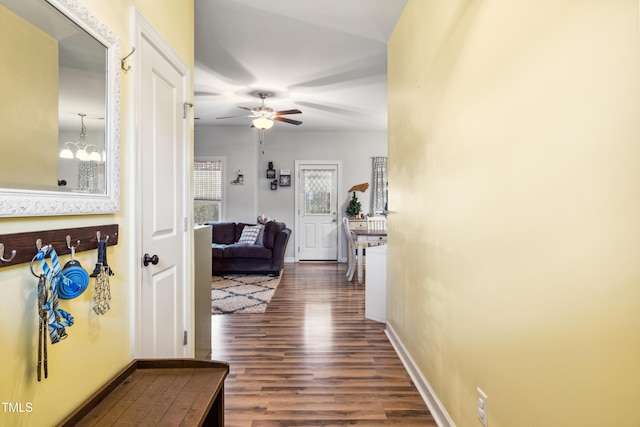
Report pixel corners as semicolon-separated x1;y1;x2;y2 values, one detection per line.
121;47;135;72
30;255;40;278
66;235;80;258
96;231;109;244
0;243;16;262
30;244;50;278
66;235;80;250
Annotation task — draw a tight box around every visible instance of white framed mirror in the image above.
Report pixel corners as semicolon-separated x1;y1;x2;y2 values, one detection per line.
0;0;120;216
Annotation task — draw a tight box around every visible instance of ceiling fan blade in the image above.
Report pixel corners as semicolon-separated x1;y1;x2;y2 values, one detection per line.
275;109;302;116
274;116;302;126
238;106;254;112
216;115;252;119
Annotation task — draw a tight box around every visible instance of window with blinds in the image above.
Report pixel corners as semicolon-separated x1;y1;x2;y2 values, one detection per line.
193;159;223;223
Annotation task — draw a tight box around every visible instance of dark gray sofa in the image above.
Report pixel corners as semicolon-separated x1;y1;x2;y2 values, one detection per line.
205;221;291;275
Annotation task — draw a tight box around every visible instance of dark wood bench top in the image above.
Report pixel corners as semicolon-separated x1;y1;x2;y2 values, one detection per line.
57;359;229;427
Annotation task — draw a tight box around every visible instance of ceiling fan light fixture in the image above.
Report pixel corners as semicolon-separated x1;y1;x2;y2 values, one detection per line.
253;117;273;130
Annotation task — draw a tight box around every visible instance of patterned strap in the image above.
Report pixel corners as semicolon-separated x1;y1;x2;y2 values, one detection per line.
36;247;75;344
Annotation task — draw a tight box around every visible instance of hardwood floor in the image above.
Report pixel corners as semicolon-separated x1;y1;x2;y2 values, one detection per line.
210;262;436;427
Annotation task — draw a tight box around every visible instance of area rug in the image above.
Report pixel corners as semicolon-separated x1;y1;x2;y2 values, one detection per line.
211;274;281;314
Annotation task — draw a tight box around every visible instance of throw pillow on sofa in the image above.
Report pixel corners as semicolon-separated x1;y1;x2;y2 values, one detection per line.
237;224;263;245
255;224;265;245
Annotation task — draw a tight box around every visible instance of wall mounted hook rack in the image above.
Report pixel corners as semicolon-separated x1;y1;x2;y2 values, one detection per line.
0;224;119;269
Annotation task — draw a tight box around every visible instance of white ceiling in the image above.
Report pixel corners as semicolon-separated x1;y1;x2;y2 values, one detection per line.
194;0;407;132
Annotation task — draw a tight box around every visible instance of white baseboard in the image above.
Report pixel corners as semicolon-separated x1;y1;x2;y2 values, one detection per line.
385;323;456;427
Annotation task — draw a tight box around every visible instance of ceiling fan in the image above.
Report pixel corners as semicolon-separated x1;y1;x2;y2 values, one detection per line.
216;92;302;129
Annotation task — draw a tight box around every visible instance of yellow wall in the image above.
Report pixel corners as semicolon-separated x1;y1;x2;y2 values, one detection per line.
0;5;58;188
387;1;640;426
0;1;193;426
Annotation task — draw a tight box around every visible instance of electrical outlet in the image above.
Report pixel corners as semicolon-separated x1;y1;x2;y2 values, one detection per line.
477;387;488;427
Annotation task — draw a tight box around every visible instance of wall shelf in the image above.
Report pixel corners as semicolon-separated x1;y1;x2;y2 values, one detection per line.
0;224;119;269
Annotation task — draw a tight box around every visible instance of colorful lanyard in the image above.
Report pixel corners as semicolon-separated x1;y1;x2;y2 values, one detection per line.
37;274;47;381
36;246;74;344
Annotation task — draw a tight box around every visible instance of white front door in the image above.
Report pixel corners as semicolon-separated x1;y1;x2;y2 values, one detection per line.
135;15;190;358
296;162;339;260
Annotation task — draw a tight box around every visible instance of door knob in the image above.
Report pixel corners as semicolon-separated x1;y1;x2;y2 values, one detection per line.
143;253;159;266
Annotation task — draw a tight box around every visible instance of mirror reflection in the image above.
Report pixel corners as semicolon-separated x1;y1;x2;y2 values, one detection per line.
0;0;106;194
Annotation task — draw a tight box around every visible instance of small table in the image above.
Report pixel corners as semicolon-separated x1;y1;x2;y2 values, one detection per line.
350;229;387;284
57;359;229;426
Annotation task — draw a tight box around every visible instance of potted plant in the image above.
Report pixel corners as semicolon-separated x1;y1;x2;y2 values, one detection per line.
345;192;362;219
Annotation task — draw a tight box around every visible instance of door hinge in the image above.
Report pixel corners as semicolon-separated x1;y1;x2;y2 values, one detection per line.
183;102;194;119
183;330;188;346
183;217;188;232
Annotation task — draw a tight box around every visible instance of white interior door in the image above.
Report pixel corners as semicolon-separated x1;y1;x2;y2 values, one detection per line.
135;16;190;358
297;163;339;260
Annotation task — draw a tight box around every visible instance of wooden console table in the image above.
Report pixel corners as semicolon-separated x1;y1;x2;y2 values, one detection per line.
57;359;229;427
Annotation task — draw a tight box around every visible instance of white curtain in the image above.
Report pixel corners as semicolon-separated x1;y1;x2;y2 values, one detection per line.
370;157;387;215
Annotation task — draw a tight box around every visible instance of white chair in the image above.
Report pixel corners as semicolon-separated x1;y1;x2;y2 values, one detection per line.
367;216;387;232
343;217;356;281
366;216;386;250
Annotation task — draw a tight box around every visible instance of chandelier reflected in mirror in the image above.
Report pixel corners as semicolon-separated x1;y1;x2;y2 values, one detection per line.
59;113;104;161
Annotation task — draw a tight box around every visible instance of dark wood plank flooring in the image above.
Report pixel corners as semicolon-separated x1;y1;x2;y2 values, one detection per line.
210;262;436;427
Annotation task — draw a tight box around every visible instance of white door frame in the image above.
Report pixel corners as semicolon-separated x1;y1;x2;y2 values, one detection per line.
294;160;343;262
130;10;192;358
